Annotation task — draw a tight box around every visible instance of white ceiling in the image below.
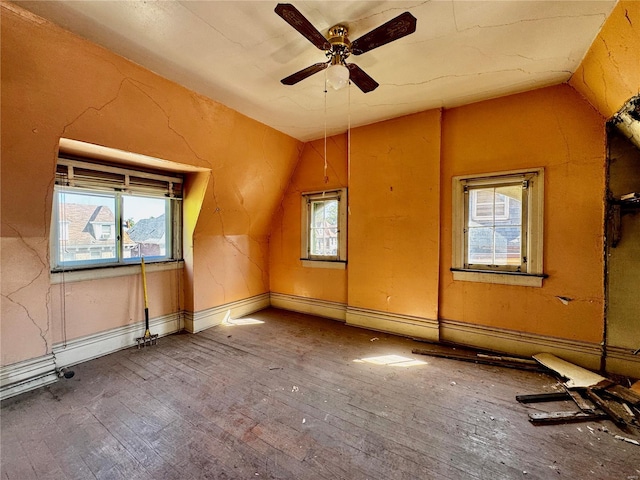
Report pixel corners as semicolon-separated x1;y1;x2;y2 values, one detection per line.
16;1;617;142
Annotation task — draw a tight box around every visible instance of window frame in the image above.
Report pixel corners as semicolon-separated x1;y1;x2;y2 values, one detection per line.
451;168;545;287
300;188;347;268
51;158;183;272
464;182;527;273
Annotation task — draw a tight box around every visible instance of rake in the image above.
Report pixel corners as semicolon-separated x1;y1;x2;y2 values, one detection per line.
135;257;158;348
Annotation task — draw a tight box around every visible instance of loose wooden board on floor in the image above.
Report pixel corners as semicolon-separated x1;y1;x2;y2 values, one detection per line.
532;353;605;388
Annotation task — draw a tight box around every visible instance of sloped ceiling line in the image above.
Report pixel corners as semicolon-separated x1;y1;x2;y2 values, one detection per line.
14;0;618;141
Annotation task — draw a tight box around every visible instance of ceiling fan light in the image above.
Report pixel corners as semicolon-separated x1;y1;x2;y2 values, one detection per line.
326;63;350;90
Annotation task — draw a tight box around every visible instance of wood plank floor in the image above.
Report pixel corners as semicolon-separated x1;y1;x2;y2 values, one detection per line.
2;308;639;479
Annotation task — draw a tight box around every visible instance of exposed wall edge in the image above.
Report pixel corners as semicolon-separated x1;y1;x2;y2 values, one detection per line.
0;354;57;401
439;318;602;371
346;306;440;341
53;312;183;369
184;293;271;333
270;292;346;321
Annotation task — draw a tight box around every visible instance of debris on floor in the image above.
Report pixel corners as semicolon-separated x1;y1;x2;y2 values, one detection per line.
614;434;640;446
516;353;640;433
532;353;605;388
411;344;544;372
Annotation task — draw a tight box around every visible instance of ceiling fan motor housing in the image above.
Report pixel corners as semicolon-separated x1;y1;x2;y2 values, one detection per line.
327;25;351;64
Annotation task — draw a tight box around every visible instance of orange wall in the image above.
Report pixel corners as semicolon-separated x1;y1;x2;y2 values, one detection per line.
440;85;606;343
2;1;634;371
349;111;442;319
570;0;640;118
269;135;349;303
270;110;442;320
0;4;300;365
49;269;182;344
274;88;606;347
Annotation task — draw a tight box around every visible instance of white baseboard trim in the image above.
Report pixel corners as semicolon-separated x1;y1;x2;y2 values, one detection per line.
2;312;183;401
439;318;602;371
5;296;634;401
604;346;640;378
53;312;183;369
270;292;346;322
346;306;439;341
183;293;271;333
0;354;57;401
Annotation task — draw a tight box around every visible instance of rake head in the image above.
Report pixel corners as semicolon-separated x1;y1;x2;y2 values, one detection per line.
136;332;158;348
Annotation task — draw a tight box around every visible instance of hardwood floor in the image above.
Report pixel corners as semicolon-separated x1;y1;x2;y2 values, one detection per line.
2;308;638;479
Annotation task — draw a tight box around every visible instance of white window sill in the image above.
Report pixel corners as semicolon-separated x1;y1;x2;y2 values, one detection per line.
301;260;346;270
51;260;184;284
451;269;545;287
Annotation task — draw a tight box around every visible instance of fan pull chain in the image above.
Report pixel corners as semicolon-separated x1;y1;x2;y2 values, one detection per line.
348;80;351;185
323;79;329;184
347;80;352;216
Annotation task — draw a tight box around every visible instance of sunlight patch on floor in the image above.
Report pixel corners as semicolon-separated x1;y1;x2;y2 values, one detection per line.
222;315;265;326
353;354;427;367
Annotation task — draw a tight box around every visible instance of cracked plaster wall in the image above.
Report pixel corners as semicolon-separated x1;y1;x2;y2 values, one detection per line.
2;1;634;370
0;4;300;366
273;87;608;347
348;111;442;319
270;110;442;320
270;135;349;304
48;270;182;345
570;0;640;119
440;85;606;344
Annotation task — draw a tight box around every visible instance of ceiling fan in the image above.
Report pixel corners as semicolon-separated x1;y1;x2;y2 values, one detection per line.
275;3;417;93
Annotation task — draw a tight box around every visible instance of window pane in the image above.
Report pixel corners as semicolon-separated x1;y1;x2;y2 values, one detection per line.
57;191;116;264
310;199;338;256
471;190;496;219
495;226;521;265
495;185;522;226
467;226;494;264
123;196;169;259
467;184;523;267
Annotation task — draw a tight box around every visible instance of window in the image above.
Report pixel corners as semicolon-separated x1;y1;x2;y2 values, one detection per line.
452;168;544;286
100;224;112;240
301;188;347;267
466;184;524;271
51;158;182;270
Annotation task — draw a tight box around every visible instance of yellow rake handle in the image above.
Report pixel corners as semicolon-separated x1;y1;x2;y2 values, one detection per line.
141;257;149;309
141;258;151;337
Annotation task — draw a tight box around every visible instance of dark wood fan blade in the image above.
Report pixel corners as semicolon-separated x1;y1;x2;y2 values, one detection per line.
346;63;379;93
281;62;329;85
275;3;331;51
351;11;417;55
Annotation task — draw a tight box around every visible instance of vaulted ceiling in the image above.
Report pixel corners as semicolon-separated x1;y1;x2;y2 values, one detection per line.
16;1;618;141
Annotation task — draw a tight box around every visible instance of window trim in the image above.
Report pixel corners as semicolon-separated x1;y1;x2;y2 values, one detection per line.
50;259;184;284
464;180;527;273
300;188;347;267
51;158;183;272
451;168;544;286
